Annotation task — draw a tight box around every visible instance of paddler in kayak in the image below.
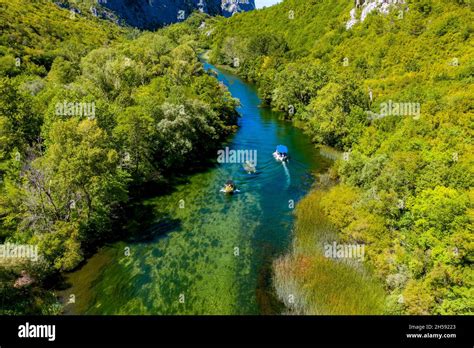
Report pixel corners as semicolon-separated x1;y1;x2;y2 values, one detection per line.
221;180;239;194
243;160;256;174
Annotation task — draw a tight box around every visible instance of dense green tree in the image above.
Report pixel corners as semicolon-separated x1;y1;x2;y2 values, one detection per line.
0;78;41;162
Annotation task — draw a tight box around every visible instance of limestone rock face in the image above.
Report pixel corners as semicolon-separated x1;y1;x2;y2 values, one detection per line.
97;0;256;29
221;0;255;16
13;270;34;288
346;0;406;29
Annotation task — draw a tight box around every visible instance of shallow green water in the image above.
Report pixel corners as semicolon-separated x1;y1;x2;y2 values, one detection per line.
61;62;330;315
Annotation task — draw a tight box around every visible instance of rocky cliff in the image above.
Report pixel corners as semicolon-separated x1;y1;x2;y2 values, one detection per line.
346;0;406;29
94;0;256;29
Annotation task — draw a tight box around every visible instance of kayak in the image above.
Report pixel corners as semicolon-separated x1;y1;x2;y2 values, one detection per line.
243;160;257;173
221;180;239;194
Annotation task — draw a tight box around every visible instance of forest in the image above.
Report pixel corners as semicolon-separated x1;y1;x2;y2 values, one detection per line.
0;0;472;315
0;0;237;313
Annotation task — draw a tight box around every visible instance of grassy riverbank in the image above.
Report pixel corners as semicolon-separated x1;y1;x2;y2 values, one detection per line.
273;176;386;315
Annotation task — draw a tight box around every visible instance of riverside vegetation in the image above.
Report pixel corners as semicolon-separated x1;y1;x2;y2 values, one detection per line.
0;0;237;314
0;0;472;315
205;0;473;314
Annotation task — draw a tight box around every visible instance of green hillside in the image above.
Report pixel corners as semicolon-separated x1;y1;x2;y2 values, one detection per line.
0;1;237;314
0;0;472;316
205;0;473;314
0;0;127;77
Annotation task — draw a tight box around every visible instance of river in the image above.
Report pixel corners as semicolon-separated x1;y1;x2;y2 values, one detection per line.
61;61;331;315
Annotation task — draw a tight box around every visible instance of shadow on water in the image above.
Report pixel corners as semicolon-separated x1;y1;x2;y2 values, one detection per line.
126;216;182;244
255;243;287;315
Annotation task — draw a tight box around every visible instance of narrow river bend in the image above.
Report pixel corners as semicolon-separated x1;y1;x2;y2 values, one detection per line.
61;62;330;315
